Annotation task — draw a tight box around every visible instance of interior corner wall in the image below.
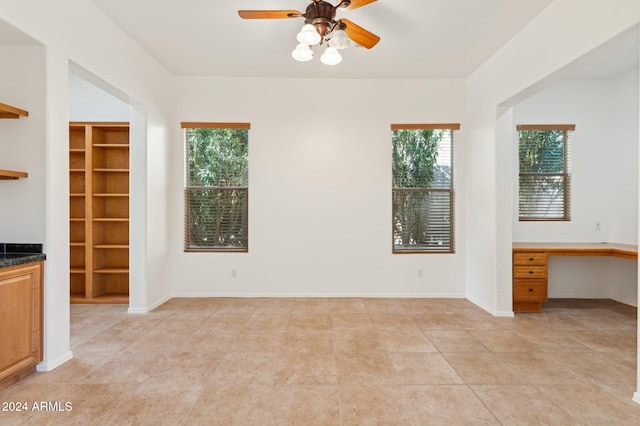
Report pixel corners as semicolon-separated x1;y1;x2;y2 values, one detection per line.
495;107;515;316
41;47;73;370
170;77;468;298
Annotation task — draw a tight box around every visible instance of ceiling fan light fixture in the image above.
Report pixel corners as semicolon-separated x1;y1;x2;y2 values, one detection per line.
292;43;314;62
238;1;381;66
320;46;342;65
297;24;321;45
328;28;350;50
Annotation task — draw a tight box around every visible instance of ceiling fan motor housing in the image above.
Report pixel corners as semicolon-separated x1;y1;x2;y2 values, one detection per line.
305;1;338;38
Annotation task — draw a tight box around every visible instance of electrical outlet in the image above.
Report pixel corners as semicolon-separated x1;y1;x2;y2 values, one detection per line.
417;269;423;278
231;269;237;278
595;222;601;231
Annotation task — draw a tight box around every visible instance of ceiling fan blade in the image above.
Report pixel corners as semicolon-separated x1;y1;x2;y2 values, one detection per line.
238;10;302;19
344;0;378;11
340;18;380;49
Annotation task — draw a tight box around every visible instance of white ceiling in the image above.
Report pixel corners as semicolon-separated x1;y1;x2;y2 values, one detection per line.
553;24;639;81
89;0;557;79
1;1;636;82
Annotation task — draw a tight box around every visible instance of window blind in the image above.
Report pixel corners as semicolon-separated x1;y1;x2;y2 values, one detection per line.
517;125;573;221
185;187;248;250
391;125;457;253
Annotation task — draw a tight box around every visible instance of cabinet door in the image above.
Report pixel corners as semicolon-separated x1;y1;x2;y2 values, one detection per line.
0;263;42;382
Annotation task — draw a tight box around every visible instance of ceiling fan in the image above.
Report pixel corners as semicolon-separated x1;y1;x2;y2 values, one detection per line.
238;0;380;65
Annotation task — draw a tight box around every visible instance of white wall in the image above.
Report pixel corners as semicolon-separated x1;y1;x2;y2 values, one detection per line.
68;73;129;122
545;257;638;306
0;46;46;243
611;69;640;244
170;77;468;297
513;77;638;243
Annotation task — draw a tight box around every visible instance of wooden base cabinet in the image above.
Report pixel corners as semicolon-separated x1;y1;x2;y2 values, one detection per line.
512;252;548;312
69;122;129;304
0;262;43;390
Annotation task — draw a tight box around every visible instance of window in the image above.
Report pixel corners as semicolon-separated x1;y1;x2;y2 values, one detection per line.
391;124;458;253
182;122;249;252
517;124;574;221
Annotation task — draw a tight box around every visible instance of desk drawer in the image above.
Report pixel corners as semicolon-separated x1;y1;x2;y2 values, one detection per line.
513;266;547;279
513;279;548;302
513;252;547;265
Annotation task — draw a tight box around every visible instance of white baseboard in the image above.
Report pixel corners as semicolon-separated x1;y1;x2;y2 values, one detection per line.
548;292;613;299
37;351;73;372
130;292;468;313
633;391;640;405
465;296;514;317
609;295;638;308
127;293;173;314
170;292;466;298
466;296;499;316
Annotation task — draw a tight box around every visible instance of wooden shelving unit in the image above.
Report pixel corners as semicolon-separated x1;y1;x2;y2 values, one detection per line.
1;103;29;179
69;122;129;304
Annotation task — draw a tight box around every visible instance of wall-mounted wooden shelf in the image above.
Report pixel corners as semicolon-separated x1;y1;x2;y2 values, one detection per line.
1;104;29;179
0;169;28;180
0;103;29;119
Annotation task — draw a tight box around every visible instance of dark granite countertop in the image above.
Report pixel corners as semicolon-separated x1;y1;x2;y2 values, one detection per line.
0;243;46;269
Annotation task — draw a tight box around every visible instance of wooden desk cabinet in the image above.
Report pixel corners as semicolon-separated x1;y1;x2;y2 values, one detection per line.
512;242;638;313
0;261;43;390
512;252;548;312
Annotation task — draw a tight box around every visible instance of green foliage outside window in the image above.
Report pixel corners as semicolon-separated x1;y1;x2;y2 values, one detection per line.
519;130;565;174
392;130;441;188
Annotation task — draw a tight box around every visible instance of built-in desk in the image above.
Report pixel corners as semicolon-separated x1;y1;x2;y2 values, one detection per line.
512;242;638;312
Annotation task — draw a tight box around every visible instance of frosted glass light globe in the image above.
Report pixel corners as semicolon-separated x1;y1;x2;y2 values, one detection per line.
292;43;313;62
328;29;350;50
296;24;321;45
320;47;342;65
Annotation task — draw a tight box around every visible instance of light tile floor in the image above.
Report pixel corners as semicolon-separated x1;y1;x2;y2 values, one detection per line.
1;298;639;425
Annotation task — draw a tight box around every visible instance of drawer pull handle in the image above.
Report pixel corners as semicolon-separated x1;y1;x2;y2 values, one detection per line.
528;271;534;274
529;288;534;292
529;258;534;261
